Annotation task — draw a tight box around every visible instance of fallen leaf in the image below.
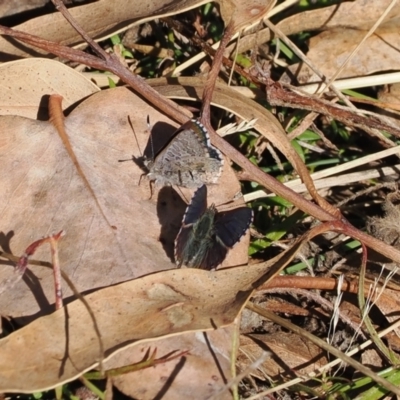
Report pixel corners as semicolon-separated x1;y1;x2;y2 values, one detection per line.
0;235;305;393
279;0;400;37
282;0;400;84
0;85;246;320
219;0;275;31
292;25;400;84
107;330;233;400
0;58;99;119
0;0;208;58
370;287;400;338
0;0;273;59
0;0;48;18
231;0;400;58
360;349;383;369
377;83;400;126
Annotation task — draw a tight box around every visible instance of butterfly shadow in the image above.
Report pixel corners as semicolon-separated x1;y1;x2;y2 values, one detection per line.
156;186;187;263
143;120;178;160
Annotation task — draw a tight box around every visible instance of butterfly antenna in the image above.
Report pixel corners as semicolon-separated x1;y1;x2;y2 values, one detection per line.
129;115;143;158
118;115;143;162
147;114;155;162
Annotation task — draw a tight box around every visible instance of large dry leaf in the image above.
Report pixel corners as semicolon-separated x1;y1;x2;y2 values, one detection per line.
0;0;48;17
0;0;272;59
284;0;400;84
0;58;99;119
0;0;201;58
0;237;306;393
107;330;234;400
219;0;274;31
0;61;256;399
0;85;246;320
279;0;400;37
233;0;400;57
292;24;400;84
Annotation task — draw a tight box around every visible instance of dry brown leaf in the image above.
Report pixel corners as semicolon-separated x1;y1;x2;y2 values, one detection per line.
0;267;246;393
279;0;400;37
0;58;99;118
0;0;48;18
377;83;400;125
0;235;306;393
0;56;302;399
107;330;233;400
219;0;274;31
238;332;327;380
292;25;400;84
233;0;400;57
360;349;383;369
0;0;213;58
0;85;246;320
283;0;400;84
379;83;400;108
0;0;272;59
371;287;400;336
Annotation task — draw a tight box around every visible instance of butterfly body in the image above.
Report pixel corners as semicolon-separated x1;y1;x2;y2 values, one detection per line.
178;205;218;268
144;120;223;188
175;185;253;270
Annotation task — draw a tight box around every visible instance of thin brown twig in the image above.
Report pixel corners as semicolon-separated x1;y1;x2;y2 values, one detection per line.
201;20;235;122
49;232;64;310
52;0;108;60
161;16;257;84
266;79;400;140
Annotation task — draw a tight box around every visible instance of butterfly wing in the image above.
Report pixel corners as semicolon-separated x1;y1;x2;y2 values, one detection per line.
182;184;208;225
175;185;208;266
214;207;253;248
149;120;223;187
198;240;229;270
198;207;252;269
174;225;192;268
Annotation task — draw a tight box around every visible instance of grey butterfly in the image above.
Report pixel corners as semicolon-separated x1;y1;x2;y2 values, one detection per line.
144;119;223;188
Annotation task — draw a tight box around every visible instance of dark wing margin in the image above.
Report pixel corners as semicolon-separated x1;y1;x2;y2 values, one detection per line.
182;185;208;225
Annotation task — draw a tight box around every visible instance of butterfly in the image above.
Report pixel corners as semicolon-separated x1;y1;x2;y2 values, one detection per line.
144;119;223;188
174;184;253;270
